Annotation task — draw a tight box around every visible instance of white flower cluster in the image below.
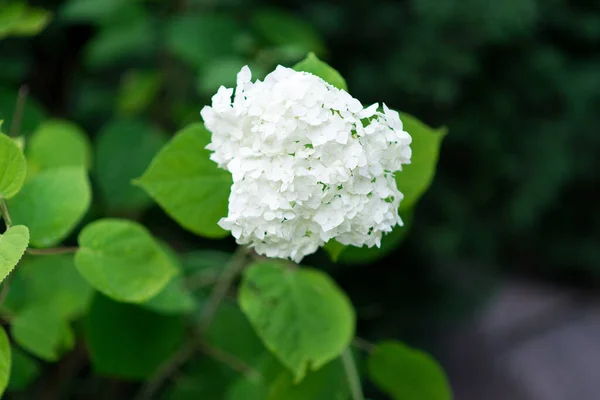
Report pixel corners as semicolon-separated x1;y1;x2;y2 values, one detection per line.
201;65;412;262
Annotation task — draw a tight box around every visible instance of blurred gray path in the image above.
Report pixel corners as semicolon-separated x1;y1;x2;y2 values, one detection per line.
439;281;600;400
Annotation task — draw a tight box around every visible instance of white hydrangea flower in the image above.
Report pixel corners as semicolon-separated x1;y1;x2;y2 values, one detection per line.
201;65;412;262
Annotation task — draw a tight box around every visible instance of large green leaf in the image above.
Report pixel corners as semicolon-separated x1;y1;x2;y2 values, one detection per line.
26;119;92;173
165;14;242;68
0;225;29;284
238;262;355;381
252;9;326;57
8;166;91;248
7;347;39;391
95;119;168;213
367;341;452;400
0;326;10;398
84;294;185;380
0;132;26;199
17;254;93;320
75;219;178;303
396;114;446;211
0;3;51;39
11;306;74;362
293;53;347;91
136;123;232;239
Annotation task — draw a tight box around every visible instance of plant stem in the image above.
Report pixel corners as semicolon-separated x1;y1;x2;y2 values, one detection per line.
27;247;78;256
10;85;28;138
0;276;12;309
197;339;261;381
0;199;12;228
342;347;365;400
196;245;250;335
353;336;376;353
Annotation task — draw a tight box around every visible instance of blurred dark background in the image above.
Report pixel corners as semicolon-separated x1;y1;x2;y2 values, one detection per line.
1;0;599;398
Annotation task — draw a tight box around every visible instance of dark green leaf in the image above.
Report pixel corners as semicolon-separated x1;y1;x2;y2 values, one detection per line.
0;326;10;397
7;347;39;391
293;53;347;91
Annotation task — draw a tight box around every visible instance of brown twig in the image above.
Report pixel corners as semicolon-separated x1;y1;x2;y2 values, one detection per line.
10;85;29;138
26;247;78;256
0;199;12;228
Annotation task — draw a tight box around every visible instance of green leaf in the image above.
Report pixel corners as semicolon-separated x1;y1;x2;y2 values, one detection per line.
0;326;10;397
17;254;93;320
396;113;446;211
225;354;284;400
367;341;452;400
0;132;26;199
165;14;242;68
141;276;196;315
26;119;92;173
293;53;347;91
323;240;346;262
196;57;247;96
0;3;51;39
252;9;326;57
136;123;232;239
238;262;355;381
7;347;39;391
0;88;46;137
117;70;162;116
11;306;74;362
8;166;91;248
75;219;178;303
0;225;29;284
95;119;168;213
85;294;185;380
60;0;127;24
269;357;350;400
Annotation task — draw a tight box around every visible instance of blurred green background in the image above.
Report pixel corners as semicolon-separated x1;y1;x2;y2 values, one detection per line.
1;0;599;397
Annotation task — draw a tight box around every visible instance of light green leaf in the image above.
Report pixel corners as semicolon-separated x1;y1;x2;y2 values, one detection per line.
269;357;350;400
367;341;452;400
75;219;178;303
84;294;185;380
117;70;162;116
0;225;29;284
141;276;196;315
0;326;10;397
0;132;26;199
17;254;93;320
95;119;168;213
7;347;39;391
0;88;46;137
137;123;232;239
26;119;92;173
165;14;242;68
239;262;355;382
252;9;326;57
396;113;446;211
60;0;127;24
293;53;347;91
8;166;91;248
0;3;51;39
11;306;74;362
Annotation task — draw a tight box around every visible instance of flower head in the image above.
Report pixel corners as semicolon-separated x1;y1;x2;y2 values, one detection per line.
201;65;411;262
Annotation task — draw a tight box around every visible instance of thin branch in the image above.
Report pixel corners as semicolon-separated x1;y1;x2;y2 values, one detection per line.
197;340;261;381
10;85;29;138
27;247;78;256
196;246;250;335
352;336;376;353
0;276;12;309
0;199;12;228
341;347;365;400
133;341;196;400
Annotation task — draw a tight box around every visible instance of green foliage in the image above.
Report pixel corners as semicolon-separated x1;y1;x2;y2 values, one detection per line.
16;255;93;319
0;326;10;397
117;70;162;116
7;347;39;391
11;306;74;362
0;2;51;40
95;119;168;213
142;277;196;315
137;123;232;239
239;261;355;381
8;166;91;248
0;132;27;199
367;341;452;400
0;225;29;283
75;219;178;303
0;88;46;136
26;120;92;172
85;294;185;380
293;53;348;91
